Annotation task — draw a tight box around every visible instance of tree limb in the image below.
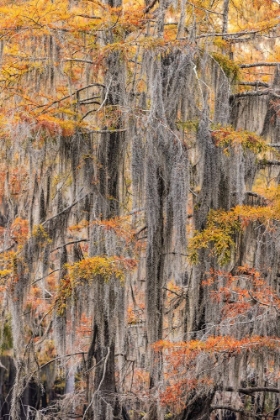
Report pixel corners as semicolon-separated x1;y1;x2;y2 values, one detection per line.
211;406;246;415
41;193;92;227
238;81;270;88
195;29;262;39
144;0;158;13
50;239;89;254
239;62;280;68
230;89;280;99
259;159;280;166
225;386;280;395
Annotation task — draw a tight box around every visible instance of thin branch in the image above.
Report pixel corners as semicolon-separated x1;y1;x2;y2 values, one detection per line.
80;78;113;120
95;77;112;113
162;286;185;298
259;159;280;166
34;320;53;347
87;128;127;133
211;406;246;415
83;348;110;420
32;84;105;114
127;207;145;215
76;14;101;19
188;1;223;15
230;89;280;99
189;188;198;197
63;58;95;65
41;193;92;227
0;243;15;254
135;225;147;238
35;352;86;371
195;29;261;39
96;347;110;393
50;239;89;254
238;81;270;88
31;269;60;285
248;289;273;307
144;0;158;13
225;386;280;395
239;62;280;68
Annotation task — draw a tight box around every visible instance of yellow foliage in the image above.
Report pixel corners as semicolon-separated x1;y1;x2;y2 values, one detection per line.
32;224;52;245
189;203;280;265
211;125;270;155
55;256;137;315
66;255;136;283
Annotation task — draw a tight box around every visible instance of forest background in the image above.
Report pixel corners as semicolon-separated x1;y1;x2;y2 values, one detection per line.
0;0;279;419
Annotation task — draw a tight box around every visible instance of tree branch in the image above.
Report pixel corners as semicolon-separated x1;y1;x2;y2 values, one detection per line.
87;128;127;133
230;89;280;99
225;386;280;395
239;62;280;68
259;159;280;166
36;352;87;371
238;81;270;88
195;29;262;39
50;239;89;254
211;406;246;415
63;58;95;65
144;0;158;13
41;193;92;227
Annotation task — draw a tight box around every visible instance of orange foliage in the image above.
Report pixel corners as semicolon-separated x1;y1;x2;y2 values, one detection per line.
205;266;280;319
10;217;29;245
153;334;279;412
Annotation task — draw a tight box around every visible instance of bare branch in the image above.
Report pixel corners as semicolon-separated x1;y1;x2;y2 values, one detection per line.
195;29;261;39
230;89;280;99
144;0;158;13
42;193;92;227
238;81;270;88
50;239;89;254
259;159;280;166
36;352;87;371
211;406;246;415
239;62;280;68
63;58;95;65
76;14;101;19
188;1;223;15
225;386;280;395
33;84;105;114
31;269;60;285
87;128;127;133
